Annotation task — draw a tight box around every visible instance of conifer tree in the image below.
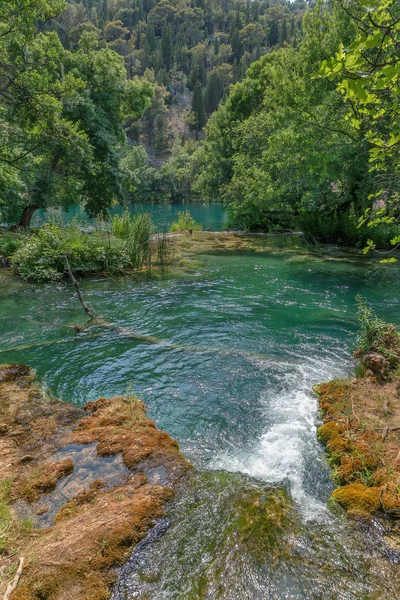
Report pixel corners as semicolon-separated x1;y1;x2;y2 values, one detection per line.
268;20;279;46
191;81;206;140
162;23;173;72
205;71;222;115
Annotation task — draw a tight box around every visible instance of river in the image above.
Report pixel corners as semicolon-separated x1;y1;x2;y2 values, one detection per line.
1;217;400;598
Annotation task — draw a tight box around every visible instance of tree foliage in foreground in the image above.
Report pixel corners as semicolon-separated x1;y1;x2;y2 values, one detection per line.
317;0;400;257
0;0;153;226
196;0;400;247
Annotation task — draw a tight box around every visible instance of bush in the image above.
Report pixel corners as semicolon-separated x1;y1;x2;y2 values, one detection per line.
11;222;130;281
355;296;400;379
10;214;159;281
170;210;202;232
0;233;23;257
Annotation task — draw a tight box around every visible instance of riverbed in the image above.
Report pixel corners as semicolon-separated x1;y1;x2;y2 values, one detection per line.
1;232;400;599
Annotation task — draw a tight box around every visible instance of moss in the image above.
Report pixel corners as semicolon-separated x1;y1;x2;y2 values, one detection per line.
0;364;190;600
55;480;105;523
231;488;296;561
346;508;373;522
22;459;74;502
316;375;400;523
317;421;344;443
332;484;381;513
0;363;33;385
331;481;400;518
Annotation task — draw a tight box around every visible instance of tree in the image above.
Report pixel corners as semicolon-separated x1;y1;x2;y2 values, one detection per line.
205;71;223;114
191;81;206;140
239;23;265;51
103;20;129;42
205;66;232;114
317;0;400;256
0;3;154;226
268;20;279;46
230;27;243;62
161;23;173;71
195;1;384;244
153;113;171;156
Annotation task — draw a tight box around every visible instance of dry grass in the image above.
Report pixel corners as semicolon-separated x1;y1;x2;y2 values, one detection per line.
315;377;400;520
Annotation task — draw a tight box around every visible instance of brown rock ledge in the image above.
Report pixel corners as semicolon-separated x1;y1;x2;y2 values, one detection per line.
0;364;190;600
314;377;400;542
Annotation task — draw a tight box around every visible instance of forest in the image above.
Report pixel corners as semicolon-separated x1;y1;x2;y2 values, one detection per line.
1;0;399;247
1;0;305;225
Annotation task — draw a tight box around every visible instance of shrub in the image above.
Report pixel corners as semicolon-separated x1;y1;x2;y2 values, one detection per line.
10;214;159;281
112;210;133;239
0;232;23;257
355;296;400;378
11;222;130;281
170;210;202;232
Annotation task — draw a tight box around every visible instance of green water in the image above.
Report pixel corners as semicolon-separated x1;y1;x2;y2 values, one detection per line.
1;236;400;598
32;201;228;231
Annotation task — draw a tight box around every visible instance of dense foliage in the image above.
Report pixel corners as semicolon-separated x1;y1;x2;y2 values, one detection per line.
356;296;400;379
197;0;400;246
318;0;400;255
0;0;309;223
0;0;153;226
7;214;165;281
46;0;306;150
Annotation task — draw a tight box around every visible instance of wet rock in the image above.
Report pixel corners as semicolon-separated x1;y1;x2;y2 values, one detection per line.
361;352;390;378
36;504;50;516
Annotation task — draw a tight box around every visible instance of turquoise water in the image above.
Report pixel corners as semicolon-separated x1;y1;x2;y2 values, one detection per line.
1;238;400;598
32;202;228;231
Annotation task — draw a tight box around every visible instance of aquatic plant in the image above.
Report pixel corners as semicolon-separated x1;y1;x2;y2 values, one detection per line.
125;212;153;269
112;210;134;239
170;211;202;232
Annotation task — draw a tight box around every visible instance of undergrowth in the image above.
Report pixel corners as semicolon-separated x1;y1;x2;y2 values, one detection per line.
170;210;202;232
355;296;400;378
9;214;168;282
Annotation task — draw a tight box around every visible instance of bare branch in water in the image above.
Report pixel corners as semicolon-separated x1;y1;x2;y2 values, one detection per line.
63;256;97;320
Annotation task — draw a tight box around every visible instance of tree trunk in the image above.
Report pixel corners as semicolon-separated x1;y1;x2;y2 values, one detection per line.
18;205;39;228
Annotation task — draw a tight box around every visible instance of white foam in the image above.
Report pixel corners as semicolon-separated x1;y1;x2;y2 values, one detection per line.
210;352;350;520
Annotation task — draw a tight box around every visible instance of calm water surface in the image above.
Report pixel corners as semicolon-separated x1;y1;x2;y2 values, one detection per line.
32;202;228;231
1;233;400;599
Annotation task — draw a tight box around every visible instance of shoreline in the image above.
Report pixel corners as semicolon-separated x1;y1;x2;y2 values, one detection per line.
314;374;400;547
0;364;191;599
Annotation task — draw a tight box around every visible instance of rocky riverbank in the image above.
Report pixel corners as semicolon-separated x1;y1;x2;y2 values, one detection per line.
315;375;400;544
0;364;190;600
